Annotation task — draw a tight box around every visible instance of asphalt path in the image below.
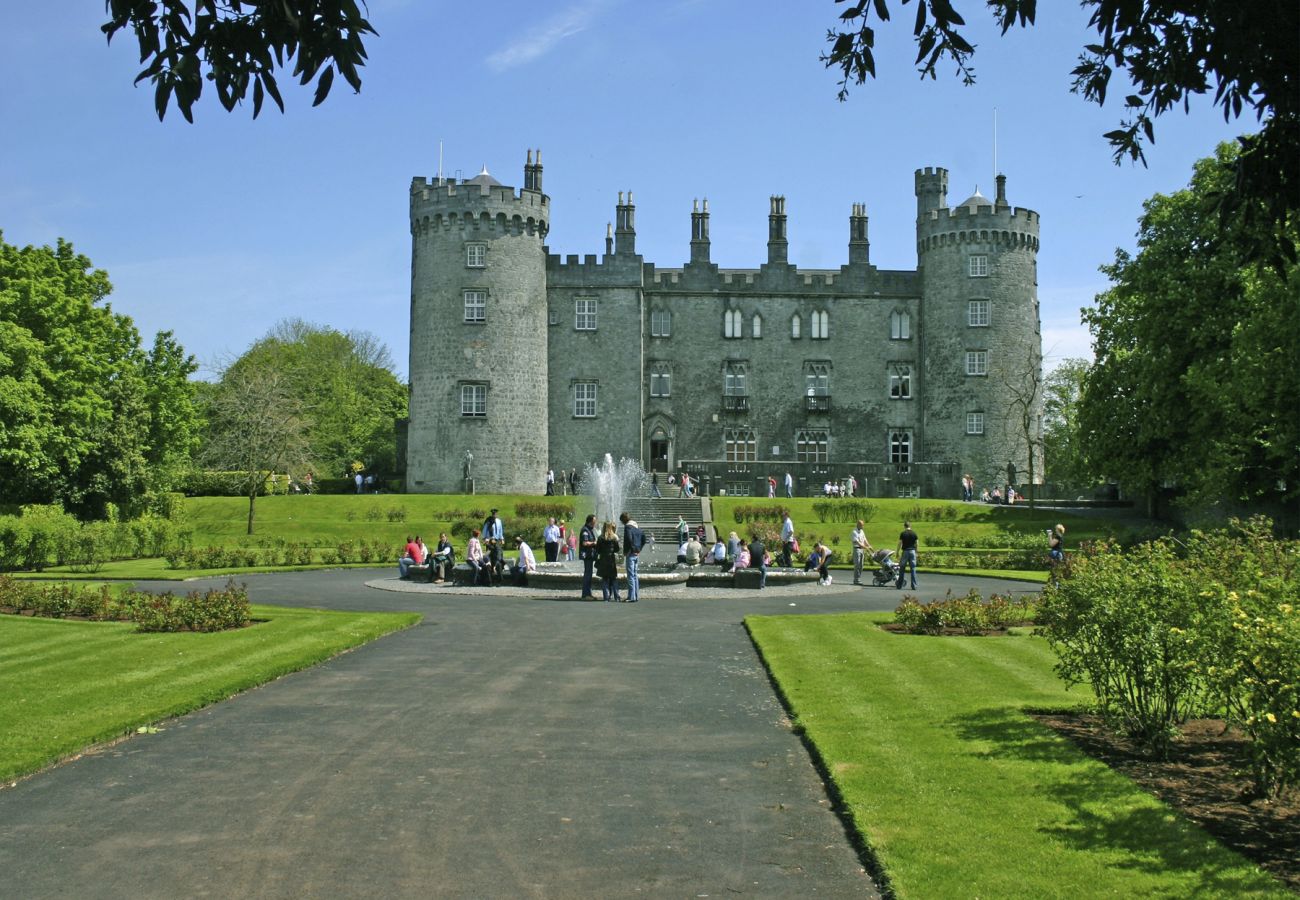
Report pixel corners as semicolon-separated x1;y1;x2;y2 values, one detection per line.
1;570;1039;899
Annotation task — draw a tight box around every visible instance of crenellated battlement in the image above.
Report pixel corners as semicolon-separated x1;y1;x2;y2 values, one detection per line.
916;203;1040;254
409;176;549;238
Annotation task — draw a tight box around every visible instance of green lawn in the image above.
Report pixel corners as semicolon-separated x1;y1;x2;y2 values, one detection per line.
746;612;1287;898
0;605;420;782
185;492;582;546
15;558;386;581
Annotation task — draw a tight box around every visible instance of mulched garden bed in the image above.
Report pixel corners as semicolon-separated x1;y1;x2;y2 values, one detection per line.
1030;711;1299;891
877;622;1029;637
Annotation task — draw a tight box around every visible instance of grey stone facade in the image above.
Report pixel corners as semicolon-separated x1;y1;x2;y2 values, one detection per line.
406;153;1042;498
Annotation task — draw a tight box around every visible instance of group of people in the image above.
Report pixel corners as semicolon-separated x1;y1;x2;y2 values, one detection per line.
397;533;457;582
584;512;647;602
962;473;1022;505
543;468;580;496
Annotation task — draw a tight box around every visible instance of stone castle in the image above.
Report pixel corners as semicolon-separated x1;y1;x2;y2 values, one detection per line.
405;150;1042;498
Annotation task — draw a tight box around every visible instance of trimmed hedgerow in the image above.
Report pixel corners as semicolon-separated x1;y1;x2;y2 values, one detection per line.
811;500;877;523
893;589;1039;636
732;504;790;524
0;576;251;632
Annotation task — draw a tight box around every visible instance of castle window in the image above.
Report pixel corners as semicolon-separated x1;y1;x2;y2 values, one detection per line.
889;364;912;400
466;243;486;268
965;350;989;376
725;429;757;463
968;300;990;327
810;310;829;340
649;363;671;398
967;412;985;435
791;314;801;339
751;314;763;339
796;430;829;463
723;361;748;396
574;382;597;418
968;255;989;277
724;309;743;339
460;384;487;417
575;298;597;331
651;310;672;337
463;290;486;323
889;431;912;464
895;484;920;499
890;310;911;340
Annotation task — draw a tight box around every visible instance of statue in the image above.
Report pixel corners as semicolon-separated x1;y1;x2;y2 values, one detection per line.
463;450;473;480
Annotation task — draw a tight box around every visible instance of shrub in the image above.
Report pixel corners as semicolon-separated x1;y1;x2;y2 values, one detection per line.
893;590;1038;635
0;518;30;571
514;501;575;520
67;522;114;573
363;505;384;522
385;506;408;523
811;500;877;523
119;580;250;632
1038;539;1208;755
732;504;789;524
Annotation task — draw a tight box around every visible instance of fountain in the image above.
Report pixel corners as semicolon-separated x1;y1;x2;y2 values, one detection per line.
581;453;648;526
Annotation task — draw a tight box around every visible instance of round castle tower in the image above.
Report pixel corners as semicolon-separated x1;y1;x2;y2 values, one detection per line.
406;151;550;494
914;168;1043;488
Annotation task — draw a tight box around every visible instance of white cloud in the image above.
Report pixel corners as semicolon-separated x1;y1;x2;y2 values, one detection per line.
485;1;611;72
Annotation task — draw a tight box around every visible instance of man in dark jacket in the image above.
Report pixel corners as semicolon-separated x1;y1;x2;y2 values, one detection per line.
619;512;645;603
896;521;918;590
579;515;598;600
748;534;768;589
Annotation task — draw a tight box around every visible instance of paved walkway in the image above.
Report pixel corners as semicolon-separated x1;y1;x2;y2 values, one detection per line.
1;571;1038;898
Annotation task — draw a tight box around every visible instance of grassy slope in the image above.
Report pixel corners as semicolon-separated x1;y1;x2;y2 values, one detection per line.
746;613;1286;899
0;605;420;782
184;493;584;546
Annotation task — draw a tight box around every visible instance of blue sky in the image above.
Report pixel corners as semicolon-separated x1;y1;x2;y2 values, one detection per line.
2;2;1245;380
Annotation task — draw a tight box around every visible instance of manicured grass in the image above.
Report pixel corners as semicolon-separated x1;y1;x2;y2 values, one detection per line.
713;495;1150;548
15;558;385;581
0;605;420;782
184;493;582;546
746;613;1287;898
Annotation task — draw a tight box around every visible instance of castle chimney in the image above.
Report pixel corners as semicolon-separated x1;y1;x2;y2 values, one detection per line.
523;148;544;193
615;190;636;255
605;222;614;257
995;173;1007;208
690;197;711;265
767;195;788;266
848;202;870;266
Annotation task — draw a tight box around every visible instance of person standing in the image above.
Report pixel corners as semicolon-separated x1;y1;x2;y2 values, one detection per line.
748;532;768;589
650;471;662;499
620;511;645;603
355;471;364;494
595;521;622;602
848;473;857;498
851;519;873;585
896;521;919;590
779;512;795;567
767;475;776;498
579;515;598;600
784;471;793;499
676;515;689;545
545;468;555;495
483;508;505;584
1048;524;1066;565
568;468;578;496
543;517;561;562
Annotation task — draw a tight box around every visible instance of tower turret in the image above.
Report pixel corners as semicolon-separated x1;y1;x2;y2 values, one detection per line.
915;170;1042;491
914;167;949;219
406;156;551;493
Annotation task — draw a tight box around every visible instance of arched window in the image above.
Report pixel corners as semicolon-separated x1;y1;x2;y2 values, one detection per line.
791;314;802;339
890;310;910;340
811;310;829;340
724;309;742;339
751;314;763;339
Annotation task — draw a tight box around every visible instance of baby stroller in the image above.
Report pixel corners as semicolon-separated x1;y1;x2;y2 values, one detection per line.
871;549;901;587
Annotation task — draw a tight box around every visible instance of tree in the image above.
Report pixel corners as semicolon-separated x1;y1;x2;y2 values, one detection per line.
1041;358;1092;493
1078;143;1300;512
200;367;310;535
0;232;199;517
220;319;406;478
823;1;1300;266
102;0;376;122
